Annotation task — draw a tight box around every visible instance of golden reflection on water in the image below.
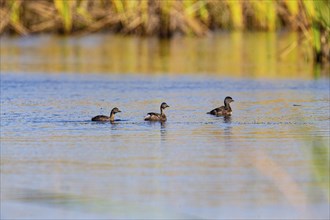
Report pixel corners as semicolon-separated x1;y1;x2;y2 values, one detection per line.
1;32;326;79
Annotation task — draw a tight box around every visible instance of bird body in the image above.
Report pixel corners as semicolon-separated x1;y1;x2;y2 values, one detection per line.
207;96;234;116
92;107;121;122
144;102;169;122
144;112;167;121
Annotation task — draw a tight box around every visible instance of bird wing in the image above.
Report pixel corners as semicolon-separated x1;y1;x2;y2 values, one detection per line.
91;115;109;121
207;106;225;115
144;112;161;120
147;112;160;116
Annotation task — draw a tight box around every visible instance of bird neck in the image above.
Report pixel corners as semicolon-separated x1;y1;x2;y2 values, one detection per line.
160;107;164;115
225;102;231;110
110;110;115;121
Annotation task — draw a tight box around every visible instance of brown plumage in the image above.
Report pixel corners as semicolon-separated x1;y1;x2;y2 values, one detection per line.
207;96;234;116
144;102;169;122
92;107;121;122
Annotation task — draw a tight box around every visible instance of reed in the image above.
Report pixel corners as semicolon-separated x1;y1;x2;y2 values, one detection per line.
0;0;319;34
54;0;73;33
309;0;330;63
227;0;243;29
0;0;328;63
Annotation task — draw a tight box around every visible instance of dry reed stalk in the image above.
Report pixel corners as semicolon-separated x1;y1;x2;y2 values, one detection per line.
8;0;29;35
76;1;94;26
0;1;326;45
76;14;121;35
0;8;10;33
25;1;56;19
183;0;209;35
30;20;56;33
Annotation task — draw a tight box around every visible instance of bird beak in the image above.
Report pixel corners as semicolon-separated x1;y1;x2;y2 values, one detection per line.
231;100;234;102
166;105;170;108
118;110;122;112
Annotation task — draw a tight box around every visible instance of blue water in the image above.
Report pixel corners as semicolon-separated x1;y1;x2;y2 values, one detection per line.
1;72;329;219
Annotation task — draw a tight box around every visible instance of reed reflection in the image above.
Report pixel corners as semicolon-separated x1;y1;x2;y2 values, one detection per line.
1;33;326;79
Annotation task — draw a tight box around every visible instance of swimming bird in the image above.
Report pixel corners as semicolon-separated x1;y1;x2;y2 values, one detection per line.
207;96;234;116
92;107;121;122
144;102;169;121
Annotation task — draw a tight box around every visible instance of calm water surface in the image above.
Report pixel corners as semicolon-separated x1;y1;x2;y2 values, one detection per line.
0;34;329;219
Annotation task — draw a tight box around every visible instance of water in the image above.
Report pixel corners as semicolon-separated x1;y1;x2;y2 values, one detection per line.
1;32;328;79
1;34;329;219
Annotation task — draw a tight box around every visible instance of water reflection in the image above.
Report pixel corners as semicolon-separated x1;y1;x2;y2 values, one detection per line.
144;121;168;142
310;138;330;202
110;121;119;127
223;116;232;123
1;33;328;79
160;122;167;142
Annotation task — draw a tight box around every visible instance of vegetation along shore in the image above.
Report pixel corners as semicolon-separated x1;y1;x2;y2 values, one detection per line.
0;0;329;63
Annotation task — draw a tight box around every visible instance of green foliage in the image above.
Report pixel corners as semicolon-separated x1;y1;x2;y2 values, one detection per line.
312;22;321;53
314;0;330;29
9;0;20;25
54;0;73;33
308;0;330;63
227;0;243;29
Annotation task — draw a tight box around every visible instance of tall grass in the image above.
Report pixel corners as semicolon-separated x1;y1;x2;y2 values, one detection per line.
0;0;328;63
0;0;317;35
54;0;73;33
307;0;330;63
